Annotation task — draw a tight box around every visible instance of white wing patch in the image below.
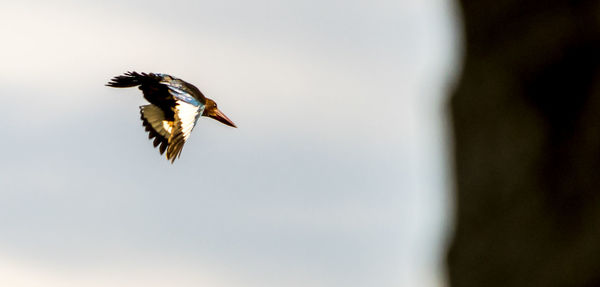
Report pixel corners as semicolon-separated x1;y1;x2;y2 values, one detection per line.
162;121;173;134
164;101;205;162
140;104;172;138
175;100;204;141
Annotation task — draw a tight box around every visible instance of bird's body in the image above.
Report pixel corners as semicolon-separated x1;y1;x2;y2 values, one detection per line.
107;72;236;163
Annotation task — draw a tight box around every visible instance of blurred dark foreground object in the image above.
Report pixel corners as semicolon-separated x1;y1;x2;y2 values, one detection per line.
447;1;600;286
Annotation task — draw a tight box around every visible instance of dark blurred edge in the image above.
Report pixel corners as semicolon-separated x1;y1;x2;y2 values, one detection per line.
447;1;600;286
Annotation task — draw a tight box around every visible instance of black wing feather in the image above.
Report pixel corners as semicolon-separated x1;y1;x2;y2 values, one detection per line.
107;71;176;120
140;110;169;156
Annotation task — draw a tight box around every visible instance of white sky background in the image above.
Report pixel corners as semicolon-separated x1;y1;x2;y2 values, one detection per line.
0;0;460;286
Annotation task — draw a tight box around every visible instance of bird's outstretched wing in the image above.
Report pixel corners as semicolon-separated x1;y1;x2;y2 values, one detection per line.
166;101;204;162
140;104;172;155
107;71;205;163
107;72;177;118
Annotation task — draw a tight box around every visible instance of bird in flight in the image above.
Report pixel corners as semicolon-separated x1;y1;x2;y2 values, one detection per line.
107;72;236;163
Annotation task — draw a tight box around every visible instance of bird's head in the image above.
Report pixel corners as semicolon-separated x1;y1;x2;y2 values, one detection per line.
202;98;237;128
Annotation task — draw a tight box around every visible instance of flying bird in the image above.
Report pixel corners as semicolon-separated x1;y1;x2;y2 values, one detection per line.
107;72;236;163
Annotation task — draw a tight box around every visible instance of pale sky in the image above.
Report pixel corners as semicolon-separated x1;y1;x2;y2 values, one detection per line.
0;1;460;286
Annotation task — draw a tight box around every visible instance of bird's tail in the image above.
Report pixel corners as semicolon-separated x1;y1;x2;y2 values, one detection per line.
106;71;150;88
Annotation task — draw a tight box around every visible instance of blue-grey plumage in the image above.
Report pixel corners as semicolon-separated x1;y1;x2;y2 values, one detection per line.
107;71;236;163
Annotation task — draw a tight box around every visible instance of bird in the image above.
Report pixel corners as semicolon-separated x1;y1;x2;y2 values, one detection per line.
106;71;236;163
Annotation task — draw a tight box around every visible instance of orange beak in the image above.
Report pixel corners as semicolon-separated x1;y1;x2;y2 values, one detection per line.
210;108;237;128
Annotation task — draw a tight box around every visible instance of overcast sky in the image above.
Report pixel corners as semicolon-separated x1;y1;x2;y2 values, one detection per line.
0;1;459;286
